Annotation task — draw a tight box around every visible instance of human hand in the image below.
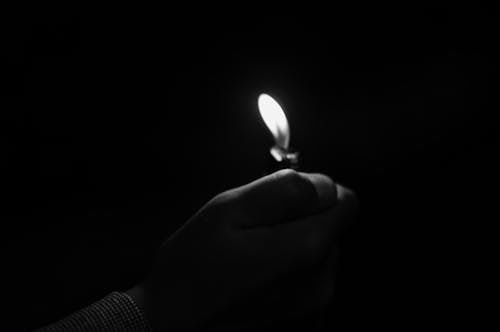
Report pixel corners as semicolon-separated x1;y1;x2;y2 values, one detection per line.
127;169;358;330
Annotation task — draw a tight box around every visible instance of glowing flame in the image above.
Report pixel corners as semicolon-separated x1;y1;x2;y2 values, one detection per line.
258;93;290;149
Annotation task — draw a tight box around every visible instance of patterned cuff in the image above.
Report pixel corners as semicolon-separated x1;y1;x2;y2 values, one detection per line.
35;292;152;332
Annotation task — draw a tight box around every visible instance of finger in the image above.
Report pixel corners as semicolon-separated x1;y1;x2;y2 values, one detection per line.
274;183;358;266
279;244;338;317
207;247;339;330
309;245;339;310
224;169;337;227
313;183;359;242
250;247;338;324
298;246;339;331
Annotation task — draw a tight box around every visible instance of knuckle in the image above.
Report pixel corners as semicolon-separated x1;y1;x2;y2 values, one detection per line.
209;189;239;210
205;189;239;216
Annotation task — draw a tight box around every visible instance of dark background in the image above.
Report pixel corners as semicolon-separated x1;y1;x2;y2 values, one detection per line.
1;5;498;330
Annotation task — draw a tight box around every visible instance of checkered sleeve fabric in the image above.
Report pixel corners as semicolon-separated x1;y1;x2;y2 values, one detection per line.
34;292;152;332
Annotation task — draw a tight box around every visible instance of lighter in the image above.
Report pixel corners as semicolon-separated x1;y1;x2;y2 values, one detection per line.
257;93;299;173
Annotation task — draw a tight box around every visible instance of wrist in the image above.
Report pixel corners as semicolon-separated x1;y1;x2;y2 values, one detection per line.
127;281;205;331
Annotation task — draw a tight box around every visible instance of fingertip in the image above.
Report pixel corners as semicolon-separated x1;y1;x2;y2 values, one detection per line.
336;184;358;203
301;173;337;210
335;183;360;217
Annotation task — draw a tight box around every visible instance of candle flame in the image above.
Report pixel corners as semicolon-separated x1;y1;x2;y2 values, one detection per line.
258;93;290;149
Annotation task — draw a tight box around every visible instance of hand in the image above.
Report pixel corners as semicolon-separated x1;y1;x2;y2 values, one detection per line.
127;169;358;330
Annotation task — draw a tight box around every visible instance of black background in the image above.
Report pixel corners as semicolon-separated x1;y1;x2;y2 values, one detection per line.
1;5;498;330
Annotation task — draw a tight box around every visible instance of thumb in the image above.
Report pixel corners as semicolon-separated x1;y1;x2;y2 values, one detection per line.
227;169;337;228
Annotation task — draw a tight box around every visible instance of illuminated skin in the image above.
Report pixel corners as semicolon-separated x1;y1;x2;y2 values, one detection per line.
127;169;358;330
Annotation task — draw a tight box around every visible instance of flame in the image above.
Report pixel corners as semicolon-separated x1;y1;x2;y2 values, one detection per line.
258;93;290;149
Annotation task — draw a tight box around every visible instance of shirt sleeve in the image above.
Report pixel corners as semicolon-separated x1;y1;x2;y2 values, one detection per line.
34;292;152;332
